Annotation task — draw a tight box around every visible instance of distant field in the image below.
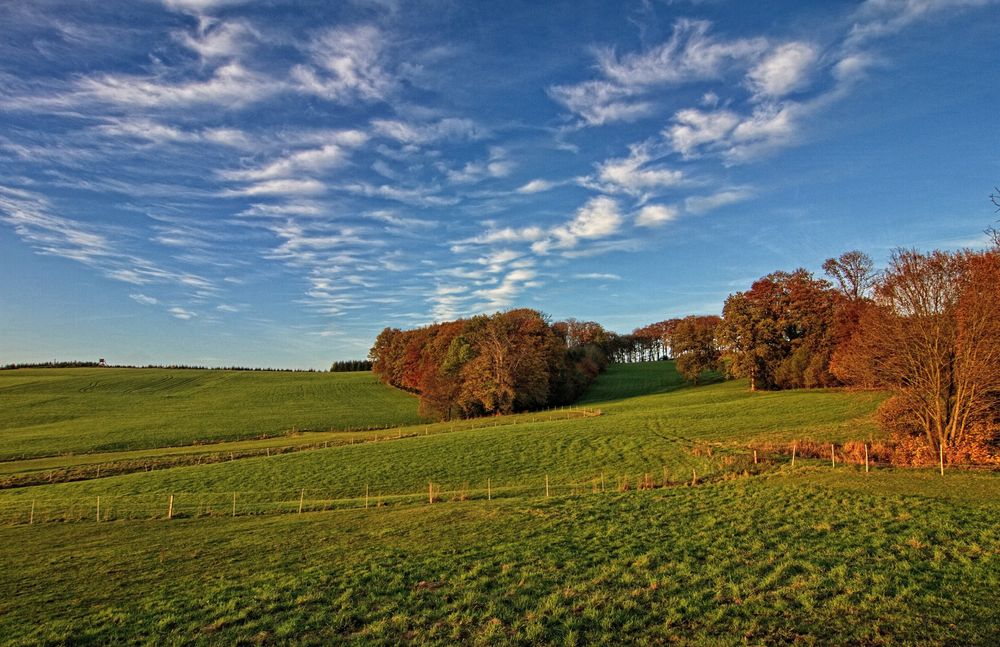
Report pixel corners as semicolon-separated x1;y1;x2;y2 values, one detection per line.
0;368;423;460
1;362;996;645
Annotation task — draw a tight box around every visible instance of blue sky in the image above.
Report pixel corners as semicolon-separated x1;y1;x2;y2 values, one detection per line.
1;0;997;368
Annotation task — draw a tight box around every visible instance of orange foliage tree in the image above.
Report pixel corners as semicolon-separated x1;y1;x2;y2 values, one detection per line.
718;269;838;390
832;249;1000;459
369;309;606;420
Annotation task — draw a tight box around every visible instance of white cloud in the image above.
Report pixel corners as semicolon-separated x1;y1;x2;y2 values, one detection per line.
439;149;515;185
221;130;367;182
338;181;457;207
575;272;621;280
175;18;259;61
225;178;327;196
666;108;741;157
833;53;876;83
1;187;221;309
457;226;546;247
371;117;482;144
474;268;537;309
517;179;555;194
563;196;622;239
597;19;769;87
95;118;253;149
162;0;250;12
591;145;684;196
635;204;678;227
77;62;280;109
96;118;194;144
547;80;652;126
534;196;622;254
747;42;818;99
666;101;807;163
727;103;800;161
239;201;325;217
477;248;523;269
130;293;159;305
169;307;196;320
549;20;772;127
293;24;393;103
0;186;113;264
684;187;755;214
202;127;254;148
848;0;993;45
364;210;437;230
429;284;470;321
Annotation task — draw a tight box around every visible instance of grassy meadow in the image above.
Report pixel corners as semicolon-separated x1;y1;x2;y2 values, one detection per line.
0;368;424;460
0;363;997;645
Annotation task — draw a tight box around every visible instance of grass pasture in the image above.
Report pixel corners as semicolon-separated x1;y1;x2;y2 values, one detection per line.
2;478;998;645
0;362;997;645
0;368;423;460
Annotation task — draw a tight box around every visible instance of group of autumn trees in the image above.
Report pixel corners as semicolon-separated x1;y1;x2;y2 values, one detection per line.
368;240;998;462
369;309;608;420
626;246;999;463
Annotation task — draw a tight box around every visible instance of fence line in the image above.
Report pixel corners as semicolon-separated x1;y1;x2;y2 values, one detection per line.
2;443;995;527
0;408;604;489
0;459;745;527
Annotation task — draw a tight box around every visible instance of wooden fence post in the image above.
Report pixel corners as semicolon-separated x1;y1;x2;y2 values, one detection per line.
232;492;236;517
298;489;304;514
545;475;550;498
791;443;797;468
30;500;35;525
831;444;836;468
939;442;945;477
864;444;869;474
753;449;758;465
487;478;491;501
167;494;173;520
365;485;369;509
96;496;100;522
691;468;697;486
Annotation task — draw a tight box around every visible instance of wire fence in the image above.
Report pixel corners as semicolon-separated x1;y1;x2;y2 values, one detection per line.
2;441;995;528
0;463;739;527
0;407;604;489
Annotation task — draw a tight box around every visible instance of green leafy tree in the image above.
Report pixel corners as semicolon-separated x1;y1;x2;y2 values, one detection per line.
672;315;722;385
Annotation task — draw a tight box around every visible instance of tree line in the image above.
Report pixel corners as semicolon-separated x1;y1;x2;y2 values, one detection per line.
369;309;608;420
0;362;323;372
329;360;373;372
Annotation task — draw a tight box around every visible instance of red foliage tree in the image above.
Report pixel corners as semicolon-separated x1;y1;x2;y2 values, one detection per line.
832;249;1000;458
718;269;838;390
369;309;606;420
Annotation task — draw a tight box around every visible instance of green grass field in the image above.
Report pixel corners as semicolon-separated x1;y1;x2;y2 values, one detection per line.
0;368;424;460
0;363;996;645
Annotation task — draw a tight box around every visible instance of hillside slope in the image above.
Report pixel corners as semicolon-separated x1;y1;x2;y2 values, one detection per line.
0;368;423;459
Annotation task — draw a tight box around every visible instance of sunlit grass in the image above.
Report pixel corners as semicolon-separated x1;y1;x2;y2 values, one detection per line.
1;362;995;645
0;368;423;459
1;478;997;645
